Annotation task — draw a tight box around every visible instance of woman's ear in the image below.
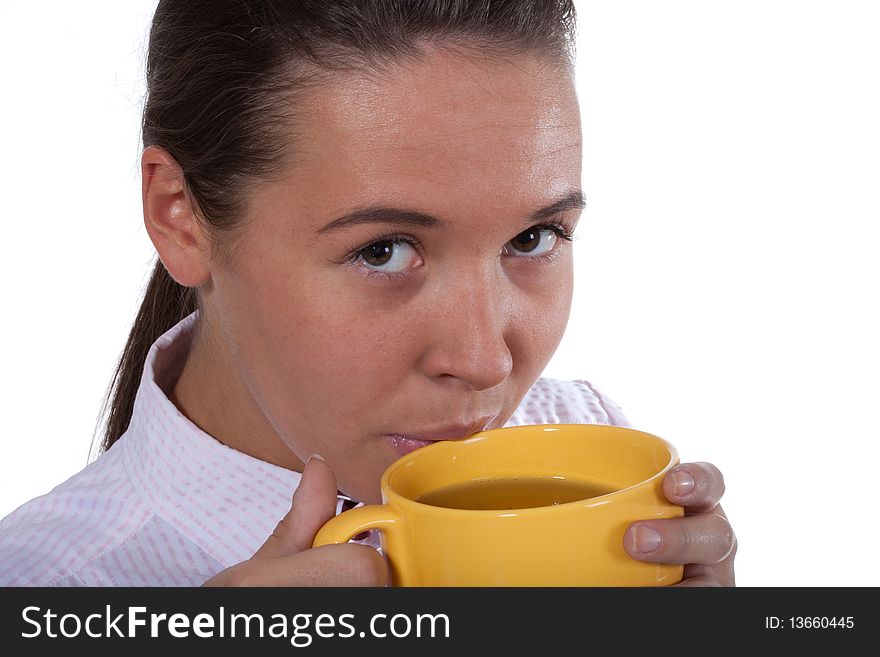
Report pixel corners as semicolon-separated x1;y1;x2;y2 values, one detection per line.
141;145;212;287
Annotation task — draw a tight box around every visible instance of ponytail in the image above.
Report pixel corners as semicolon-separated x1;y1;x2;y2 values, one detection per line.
94;258;197;455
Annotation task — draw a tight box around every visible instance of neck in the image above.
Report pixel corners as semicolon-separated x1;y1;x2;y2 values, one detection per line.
170;321;305;474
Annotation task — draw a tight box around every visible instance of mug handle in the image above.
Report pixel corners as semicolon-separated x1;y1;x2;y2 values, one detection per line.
312;504;401;547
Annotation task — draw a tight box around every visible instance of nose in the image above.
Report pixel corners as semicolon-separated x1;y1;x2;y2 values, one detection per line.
417;269;514;391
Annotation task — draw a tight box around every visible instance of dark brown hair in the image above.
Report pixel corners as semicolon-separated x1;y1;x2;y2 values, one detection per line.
96;0;577;453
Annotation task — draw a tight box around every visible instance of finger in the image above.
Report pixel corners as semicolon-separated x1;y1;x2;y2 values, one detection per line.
682;560;737;587
624;510;736;565
255;455;339;558
673;575;723;587
663;462;725;513
253;544;388;587
205;544;389;587
267;545;390;587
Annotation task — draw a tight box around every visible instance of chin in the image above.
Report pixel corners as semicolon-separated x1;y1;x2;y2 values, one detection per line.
341;485;383;506
337;469;386;506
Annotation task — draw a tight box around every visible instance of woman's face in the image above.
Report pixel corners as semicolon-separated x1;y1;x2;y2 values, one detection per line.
197;49;583;503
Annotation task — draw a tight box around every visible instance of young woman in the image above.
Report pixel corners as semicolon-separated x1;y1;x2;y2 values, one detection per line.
0;0;735;586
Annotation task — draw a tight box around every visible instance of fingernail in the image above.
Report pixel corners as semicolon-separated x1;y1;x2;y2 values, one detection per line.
631;525;662;553
307;453;325;464
671;469;695;497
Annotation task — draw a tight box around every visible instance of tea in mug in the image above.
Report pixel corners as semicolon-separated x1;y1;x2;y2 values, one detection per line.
415;476;615;510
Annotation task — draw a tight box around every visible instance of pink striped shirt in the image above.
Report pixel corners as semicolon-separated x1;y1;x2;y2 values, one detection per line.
0;312;629;586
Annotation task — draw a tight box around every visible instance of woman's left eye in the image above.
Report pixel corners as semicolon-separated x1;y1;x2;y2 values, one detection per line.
504;224;572;257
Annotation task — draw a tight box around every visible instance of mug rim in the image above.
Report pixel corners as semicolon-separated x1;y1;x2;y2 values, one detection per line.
379;423;679;516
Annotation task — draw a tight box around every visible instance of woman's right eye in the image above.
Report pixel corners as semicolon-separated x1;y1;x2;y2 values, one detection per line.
353;237;423;276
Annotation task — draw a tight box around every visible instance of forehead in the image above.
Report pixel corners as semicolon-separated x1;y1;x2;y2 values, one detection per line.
280;49;582;221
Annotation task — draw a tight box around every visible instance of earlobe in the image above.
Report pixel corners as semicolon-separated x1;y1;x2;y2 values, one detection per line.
141;145;211;288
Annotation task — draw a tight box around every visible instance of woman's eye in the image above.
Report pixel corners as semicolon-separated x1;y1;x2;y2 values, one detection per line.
357;238;421;273
504;225;562;257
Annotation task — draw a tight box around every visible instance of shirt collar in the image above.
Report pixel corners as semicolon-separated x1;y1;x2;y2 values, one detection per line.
118;310;345;568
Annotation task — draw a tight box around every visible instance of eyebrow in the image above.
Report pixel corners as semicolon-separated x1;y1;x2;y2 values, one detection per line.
316;190;586;234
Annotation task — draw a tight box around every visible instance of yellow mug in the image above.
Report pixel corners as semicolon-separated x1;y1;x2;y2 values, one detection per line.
313;423;684;586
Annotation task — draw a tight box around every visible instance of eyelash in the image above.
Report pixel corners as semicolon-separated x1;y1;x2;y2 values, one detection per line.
345;221;575;282
344;230;422;282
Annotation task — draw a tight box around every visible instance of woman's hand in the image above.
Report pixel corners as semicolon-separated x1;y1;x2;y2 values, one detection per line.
623;461;737;586
203;456;389;586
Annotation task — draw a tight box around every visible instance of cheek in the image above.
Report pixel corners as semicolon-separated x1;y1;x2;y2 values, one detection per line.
508;264;574;366
271;299;418;403
214;263;404;400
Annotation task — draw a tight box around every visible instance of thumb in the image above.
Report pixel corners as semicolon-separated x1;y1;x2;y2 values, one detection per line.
255;455;339;559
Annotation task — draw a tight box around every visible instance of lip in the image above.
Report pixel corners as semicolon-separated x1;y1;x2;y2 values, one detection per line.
383;418;495;456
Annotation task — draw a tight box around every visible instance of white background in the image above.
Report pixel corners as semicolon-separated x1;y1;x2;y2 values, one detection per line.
1;1;878;586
